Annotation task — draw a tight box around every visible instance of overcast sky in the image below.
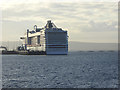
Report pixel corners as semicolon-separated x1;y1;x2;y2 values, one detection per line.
0;1;118;43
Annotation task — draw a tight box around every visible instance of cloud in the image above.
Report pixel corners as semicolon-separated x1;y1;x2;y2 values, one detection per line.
2;2;117;22
82;20;118;32
1;2;118;43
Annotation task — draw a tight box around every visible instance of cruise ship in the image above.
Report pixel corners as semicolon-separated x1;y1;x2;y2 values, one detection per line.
20;20;68;55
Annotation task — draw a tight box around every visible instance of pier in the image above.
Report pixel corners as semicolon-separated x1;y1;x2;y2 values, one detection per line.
0;46;46;55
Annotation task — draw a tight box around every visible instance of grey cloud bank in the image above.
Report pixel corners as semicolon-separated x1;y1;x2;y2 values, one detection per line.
1;2;118;43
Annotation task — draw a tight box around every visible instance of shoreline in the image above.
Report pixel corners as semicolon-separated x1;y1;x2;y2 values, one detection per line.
0;50;118;55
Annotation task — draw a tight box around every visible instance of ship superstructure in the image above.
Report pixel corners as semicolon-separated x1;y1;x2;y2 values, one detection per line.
20;20;68;55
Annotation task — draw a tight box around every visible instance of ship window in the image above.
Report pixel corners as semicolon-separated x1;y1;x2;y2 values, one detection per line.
37;36;40;44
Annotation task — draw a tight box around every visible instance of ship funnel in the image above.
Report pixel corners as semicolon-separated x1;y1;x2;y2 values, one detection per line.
45;20;57;29
46;20;53;28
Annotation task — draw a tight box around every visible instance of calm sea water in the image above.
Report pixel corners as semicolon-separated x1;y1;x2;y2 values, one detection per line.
2;51;118;88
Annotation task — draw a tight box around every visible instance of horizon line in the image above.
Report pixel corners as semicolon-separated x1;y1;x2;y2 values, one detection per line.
0;40;118;44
